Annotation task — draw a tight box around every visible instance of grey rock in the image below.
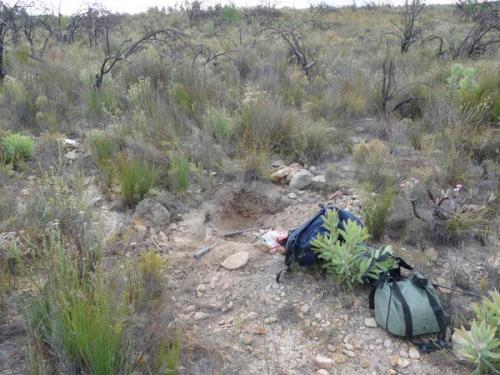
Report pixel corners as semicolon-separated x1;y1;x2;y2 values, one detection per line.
311;175;326;190
289;169;313;190
135;199;171;227
65;150;79;160
194;311;209;321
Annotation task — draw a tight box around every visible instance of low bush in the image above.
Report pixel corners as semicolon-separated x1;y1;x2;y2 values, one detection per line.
136;250;169;302
22;229;133;375
312;210;398;288
1;133;34;167
352;139;395;190
116;155;157;207
23;227;178;374
363;187;396;241
206;109;234;141
167;154;190;193
454;291;500;374
87;130;120;188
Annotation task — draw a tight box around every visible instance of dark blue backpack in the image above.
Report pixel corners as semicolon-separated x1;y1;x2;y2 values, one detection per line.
284;205;364;267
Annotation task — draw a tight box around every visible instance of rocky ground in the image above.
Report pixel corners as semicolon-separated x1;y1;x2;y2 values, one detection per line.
1;118;497;375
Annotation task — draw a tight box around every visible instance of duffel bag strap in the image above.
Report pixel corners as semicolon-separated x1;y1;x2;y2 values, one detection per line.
410;275;450;353
391;281;414;340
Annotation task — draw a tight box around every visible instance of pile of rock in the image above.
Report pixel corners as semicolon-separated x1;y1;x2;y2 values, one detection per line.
271;162;325;191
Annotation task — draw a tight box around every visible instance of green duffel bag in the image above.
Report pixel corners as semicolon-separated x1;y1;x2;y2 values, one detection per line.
369;272;448;342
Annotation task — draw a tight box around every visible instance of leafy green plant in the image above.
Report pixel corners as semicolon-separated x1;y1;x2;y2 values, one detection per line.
363;187;396;240
116;156;157;206
454;291;500;374
455;321;500;374
312;210;398;287
1;133;33;166
447;64;478;92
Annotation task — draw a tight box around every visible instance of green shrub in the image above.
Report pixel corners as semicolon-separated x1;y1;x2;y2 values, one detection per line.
137;250;169;301
84;86;119;123
23;229;134;375
168;154;189;193
155;337;180;375
447;64;478;92
363;187;396;241
117;156;157;206
87;130;119;188
0;76;36;127
353;139;395;190
222;4;240;24
312;210;398;288
236;97;333;163
1;133;34;166
455;291;500;374
207;109;233;141
172;84;197;115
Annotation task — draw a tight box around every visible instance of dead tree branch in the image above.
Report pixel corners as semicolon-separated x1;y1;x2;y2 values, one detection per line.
451;10;500;59
94;28;185;89
257;25;315;76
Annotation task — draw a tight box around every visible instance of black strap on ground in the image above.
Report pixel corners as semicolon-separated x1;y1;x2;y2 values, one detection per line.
409;275;450;353
391;281;413;340
276;267;289;284
412;276;448;337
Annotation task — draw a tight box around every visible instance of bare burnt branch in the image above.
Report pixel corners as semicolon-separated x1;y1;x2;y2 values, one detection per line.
451;10;500;59
257;25;315;77
94;28;185;89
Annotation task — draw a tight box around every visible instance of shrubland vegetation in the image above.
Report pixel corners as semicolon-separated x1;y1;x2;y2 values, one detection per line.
0;0;498;373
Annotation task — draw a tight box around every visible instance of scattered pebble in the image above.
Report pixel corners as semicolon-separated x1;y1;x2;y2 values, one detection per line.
343;350;356;358
409;347;421;360
361;358;371;369
390;354;399;367
288;192;298;199
194;311;209;321
247;311;258;321
314;354;333;370
364;317;378;328
398;357;410;368
384;339;392;349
